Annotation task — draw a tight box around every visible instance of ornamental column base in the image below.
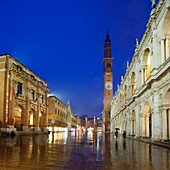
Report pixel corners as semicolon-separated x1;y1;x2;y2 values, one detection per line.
152;129;161;141
43;127;49;133
23;126;30;132
34;127;41;132
135;134;140;138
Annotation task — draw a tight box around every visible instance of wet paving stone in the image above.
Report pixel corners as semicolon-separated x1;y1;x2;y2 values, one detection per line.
0;131;170;170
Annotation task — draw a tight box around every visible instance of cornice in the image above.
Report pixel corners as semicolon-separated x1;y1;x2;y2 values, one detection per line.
11;63;48;92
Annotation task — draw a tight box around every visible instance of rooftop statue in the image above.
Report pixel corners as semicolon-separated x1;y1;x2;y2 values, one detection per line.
151;0;156;7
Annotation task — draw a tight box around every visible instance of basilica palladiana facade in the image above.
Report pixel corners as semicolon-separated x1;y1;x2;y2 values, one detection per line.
110;0;170;141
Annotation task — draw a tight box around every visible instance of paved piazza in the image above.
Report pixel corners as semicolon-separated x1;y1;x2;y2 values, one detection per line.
0;132;169;170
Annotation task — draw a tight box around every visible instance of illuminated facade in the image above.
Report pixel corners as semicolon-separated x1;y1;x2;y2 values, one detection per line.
110;0;170;141
0;54;50;133
48;96;80;132
48;96;68;132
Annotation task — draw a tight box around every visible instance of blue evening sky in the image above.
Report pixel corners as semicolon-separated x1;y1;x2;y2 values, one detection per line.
0;0;153;118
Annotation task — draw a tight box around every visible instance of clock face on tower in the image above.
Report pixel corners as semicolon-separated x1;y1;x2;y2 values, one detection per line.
105;82;113;90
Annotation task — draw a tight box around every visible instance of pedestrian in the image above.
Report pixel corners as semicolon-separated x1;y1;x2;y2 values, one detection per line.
115;130;118;139
123;131;126;138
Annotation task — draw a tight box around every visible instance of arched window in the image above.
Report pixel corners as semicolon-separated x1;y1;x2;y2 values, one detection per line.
162;9;170;61
106;62;111;69
142;48;151;82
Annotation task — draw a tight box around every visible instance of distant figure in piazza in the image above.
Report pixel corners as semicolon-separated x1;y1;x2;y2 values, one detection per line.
115;130;118;139
123;131;126;138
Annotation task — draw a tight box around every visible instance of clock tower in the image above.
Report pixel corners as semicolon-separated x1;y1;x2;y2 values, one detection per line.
103;30;113;132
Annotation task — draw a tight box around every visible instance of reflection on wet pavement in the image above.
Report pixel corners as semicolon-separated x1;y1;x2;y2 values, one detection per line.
0;131;169;170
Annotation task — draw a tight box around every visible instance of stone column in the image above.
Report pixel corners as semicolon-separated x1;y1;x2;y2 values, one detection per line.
146;115;149;137
23;94;30;132
162;108;168;140
43;93;48;133
152;27;159;70
152;90;161;141
127;117;131;136
135;106;140;138
165;37;169;59
144;67;147;81
141;69;144;84
141;66;147;83
8;79;15;126
161;38;165;64
151;112;153;138
139;114;143;137
35;94;40;131
129;118;133;136
142;115;145;137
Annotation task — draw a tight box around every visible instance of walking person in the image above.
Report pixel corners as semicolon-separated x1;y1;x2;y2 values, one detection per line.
115;130;118;139
123;131;126;138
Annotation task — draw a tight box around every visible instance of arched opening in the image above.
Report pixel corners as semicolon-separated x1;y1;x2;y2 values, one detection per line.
14;105;24;131
143;101;152;138
162;9;170;61
39;111;46;129
131;72;136;95
162;88;170;140
28;109;36;131
142;48;151;82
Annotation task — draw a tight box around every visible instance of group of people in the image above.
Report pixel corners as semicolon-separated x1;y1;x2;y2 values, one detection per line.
115;130;126;139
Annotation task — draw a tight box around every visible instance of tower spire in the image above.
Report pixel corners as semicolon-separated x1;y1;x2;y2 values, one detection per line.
105;29;111;43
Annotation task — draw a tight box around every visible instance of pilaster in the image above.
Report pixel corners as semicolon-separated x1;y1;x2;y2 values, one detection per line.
165;36;169;60
141;114;145;137
8;79;16;126
135;106;140;138
160;38;165;64
36;93;40;128
152;89;161;141
162;108;168;140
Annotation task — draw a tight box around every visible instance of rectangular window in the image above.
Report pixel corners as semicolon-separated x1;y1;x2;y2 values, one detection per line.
31;89;35;100
17;82;22;96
